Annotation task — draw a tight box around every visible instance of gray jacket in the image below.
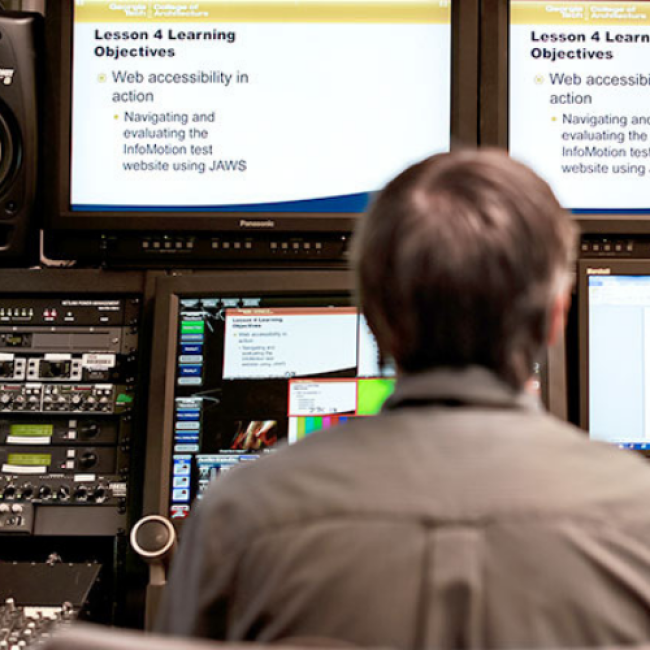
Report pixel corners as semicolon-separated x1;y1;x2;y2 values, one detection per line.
157;367;650;648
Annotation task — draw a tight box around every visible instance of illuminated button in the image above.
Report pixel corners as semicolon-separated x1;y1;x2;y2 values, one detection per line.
627;243;634;252
315;243;323;250
270;242;278;250
304;243;311;250
281;242;289;250
175;241;184;249
604;244;611;252
152;241;161;249
615;244;623;252
186;241;195;249
292;242;300;250
211;240;220;249
245;242;252;250
222;242;231;250
142;241;150;249
164;241;172;250
234;242;241;249
593;244;600;252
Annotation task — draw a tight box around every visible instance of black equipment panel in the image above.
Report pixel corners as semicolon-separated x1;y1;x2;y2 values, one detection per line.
0;12;42;265
0;274;145;542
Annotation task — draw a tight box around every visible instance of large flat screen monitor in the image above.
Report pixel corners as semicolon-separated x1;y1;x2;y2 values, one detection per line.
143;271;395;522
505;0;650;232
43;0;477;263
579;259;650;450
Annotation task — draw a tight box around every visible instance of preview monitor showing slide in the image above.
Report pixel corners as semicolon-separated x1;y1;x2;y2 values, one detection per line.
171;300;394;520
510;1;650;215
579;260;650;451
45;0;456;240
143;272;395;522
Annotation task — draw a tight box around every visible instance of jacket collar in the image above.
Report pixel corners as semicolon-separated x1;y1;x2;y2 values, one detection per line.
382;366;540;412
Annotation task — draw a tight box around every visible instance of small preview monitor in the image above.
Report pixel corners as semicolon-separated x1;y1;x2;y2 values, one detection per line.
144;271;394;522
509;1;650;218
580;260;650;450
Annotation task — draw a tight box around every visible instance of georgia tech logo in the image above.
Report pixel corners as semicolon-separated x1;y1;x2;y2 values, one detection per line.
0;69;15;86
239;219;275;229
587;268;611;275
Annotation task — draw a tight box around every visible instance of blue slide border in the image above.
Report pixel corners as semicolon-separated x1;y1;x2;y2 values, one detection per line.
73;192;373;214
572;209;650;214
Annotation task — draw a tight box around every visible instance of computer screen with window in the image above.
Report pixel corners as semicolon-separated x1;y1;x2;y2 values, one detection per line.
582;262;650;448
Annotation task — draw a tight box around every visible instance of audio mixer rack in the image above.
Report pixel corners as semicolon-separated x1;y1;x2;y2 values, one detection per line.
0;270;149;628
0;295;139;536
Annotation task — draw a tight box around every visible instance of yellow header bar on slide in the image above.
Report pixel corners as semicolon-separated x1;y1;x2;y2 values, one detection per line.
74;1;451;24
511;2;650;26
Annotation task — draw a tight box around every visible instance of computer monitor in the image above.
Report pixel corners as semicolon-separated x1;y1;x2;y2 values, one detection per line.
579;259;650;450
42;0;478;264
143;271;395;522
492;0;650;233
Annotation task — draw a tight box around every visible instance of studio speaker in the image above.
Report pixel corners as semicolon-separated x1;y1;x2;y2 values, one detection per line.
0;11;41;265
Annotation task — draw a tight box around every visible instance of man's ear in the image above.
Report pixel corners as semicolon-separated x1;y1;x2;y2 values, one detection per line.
548;290;571;347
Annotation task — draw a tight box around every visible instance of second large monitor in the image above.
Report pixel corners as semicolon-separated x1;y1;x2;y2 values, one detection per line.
508;0;650;228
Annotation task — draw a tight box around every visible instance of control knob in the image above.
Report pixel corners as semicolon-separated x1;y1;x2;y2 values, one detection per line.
92;486;107;503
78;422;99;440
79;452;98;470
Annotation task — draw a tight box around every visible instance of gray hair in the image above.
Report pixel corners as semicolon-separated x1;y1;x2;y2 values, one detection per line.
353;149;577;388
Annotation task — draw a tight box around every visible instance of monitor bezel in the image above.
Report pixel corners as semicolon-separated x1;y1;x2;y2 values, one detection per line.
143;269;356;517
43;0;478;238
484;0;650;234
